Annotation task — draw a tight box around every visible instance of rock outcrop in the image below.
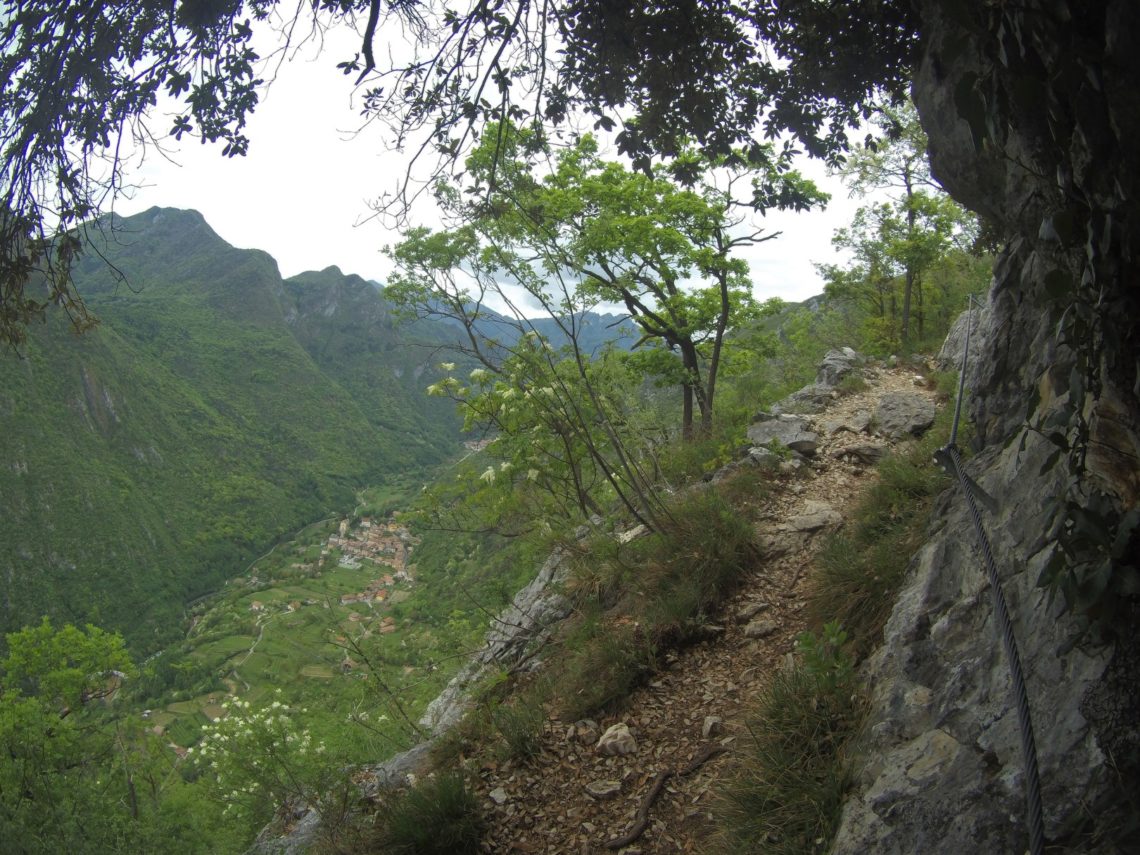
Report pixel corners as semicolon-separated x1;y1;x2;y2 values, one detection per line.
832;3;1140;851
937;303;990;374
769;348;864;415
420;546;572;733
832;430;1112;853
746;414;819;456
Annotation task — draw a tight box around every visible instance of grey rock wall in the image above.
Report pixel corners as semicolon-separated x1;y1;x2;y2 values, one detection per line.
833;2;1139;851
419;546;572;733
832;431;1111;853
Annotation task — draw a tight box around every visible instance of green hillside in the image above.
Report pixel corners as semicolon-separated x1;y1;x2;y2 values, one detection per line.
0;208;460;651
281;266;458;460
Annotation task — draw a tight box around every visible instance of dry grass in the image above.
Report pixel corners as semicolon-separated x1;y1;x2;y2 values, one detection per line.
552;488;761;720
713;629;864;855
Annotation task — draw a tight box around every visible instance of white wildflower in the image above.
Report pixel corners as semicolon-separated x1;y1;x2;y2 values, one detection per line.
479;466;496;483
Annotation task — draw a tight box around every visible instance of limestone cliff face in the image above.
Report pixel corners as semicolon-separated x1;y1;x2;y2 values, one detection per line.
833;2;1139;851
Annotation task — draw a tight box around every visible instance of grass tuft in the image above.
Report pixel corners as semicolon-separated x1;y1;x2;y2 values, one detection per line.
808;400;956;654
714;626;864;855
375;772;485;855
492;695;546;761
835;373;868;395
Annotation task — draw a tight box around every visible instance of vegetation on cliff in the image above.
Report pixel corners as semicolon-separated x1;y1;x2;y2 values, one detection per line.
4;0;1136;851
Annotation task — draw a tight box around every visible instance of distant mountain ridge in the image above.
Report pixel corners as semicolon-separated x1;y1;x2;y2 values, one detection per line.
438;304;639;356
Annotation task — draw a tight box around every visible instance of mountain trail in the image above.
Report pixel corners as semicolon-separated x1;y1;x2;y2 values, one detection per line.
470;365;942;854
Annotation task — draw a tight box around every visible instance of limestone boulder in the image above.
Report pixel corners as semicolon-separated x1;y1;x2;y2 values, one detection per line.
596;722;638;756
874;392;936;439
822;410;872;435
816;347;863;387
771;383;834;415
833;443;888;465
747;414;819;456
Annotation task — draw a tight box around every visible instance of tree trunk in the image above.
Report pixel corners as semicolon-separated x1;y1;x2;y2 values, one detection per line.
902;172;916;345
902;266;914;345
703;263;731;436
682;382;693;441
679;341;708;439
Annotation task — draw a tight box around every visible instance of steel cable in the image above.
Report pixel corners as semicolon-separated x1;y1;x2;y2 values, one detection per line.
939;296;1046;855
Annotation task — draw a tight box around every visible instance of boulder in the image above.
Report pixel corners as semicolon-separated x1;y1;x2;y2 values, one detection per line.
702;716;725;738
596;722;638;756
759;501;842;558
747;446;781;465
771;383;834;415
584;780;623;800
816;347;863;387
822;410;872;435
735;601;771;622
937;303;991;372
570;719;600;746
874;392;936;439
743;618;778;639
833;443;888;465
787;500;842;532
747;414;819;456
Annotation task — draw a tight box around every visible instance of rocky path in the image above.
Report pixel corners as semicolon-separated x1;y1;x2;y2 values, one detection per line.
470;363;941;854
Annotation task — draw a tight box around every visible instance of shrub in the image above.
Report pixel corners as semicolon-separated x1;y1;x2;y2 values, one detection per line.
713;462;776;517
553;489;759;719
835;373;868;395
378;772;484;855
557;622;652;721
188;692;341;826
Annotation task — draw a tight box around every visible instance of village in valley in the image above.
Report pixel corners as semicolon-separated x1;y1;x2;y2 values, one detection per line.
246;514;419;636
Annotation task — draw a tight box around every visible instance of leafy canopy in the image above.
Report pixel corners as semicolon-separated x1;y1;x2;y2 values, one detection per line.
1;619;137;849
818;103;984;351
395;123;824;437
1;0;918;347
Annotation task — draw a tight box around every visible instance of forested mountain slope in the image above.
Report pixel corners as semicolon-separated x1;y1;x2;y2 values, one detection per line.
0;208;460;650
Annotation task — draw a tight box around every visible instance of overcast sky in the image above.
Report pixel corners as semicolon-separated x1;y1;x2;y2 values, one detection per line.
114;25;867;306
